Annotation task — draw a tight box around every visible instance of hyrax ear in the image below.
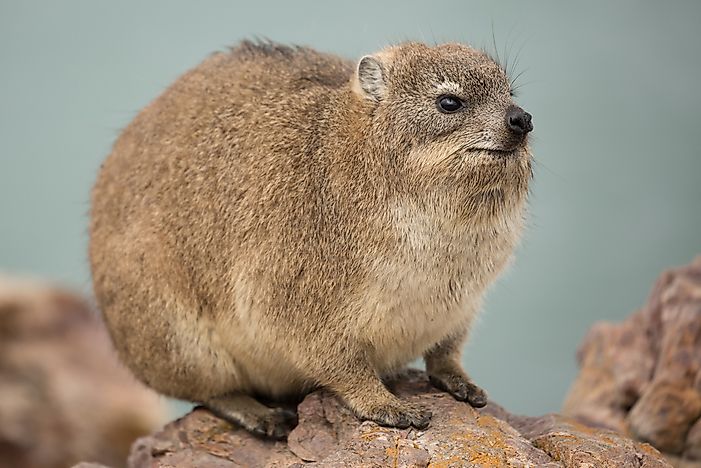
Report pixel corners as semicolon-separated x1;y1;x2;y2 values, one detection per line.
354;55;387;102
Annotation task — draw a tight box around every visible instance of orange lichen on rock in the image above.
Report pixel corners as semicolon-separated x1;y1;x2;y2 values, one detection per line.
113;370;667;468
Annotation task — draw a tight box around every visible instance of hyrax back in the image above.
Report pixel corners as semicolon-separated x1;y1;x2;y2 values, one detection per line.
90;40;533;437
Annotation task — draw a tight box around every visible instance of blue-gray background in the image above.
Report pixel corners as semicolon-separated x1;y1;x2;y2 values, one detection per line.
2;0;700;416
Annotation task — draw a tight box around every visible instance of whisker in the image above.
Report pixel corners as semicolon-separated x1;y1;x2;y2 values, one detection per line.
490;21;502;69
510;69;528;88
510;79;534;94
509;38;529;80
531;157;567;183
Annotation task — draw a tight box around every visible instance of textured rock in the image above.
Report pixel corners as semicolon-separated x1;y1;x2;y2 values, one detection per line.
0;275;167;468
127;370;668;468
563;256;701;467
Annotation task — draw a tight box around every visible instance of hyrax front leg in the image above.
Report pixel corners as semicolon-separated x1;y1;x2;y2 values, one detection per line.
205;392;298;440
424;332;488;408
327;359;432;429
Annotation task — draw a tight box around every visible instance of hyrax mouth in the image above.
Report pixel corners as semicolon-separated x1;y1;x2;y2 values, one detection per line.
470;147;519;159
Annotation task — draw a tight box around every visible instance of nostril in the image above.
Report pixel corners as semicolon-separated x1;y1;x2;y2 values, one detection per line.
508;115;524;133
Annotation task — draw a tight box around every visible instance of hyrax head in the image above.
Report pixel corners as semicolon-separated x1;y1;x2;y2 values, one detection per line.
352;42;533;200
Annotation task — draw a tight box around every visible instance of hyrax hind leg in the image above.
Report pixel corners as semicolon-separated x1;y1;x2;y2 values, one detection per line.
205;393;298;440
323;353;432;429
424;330;488;408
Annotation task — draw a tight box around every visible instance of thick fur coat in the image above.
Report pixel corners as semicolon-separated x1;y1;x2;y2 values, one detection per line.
90;40;532;436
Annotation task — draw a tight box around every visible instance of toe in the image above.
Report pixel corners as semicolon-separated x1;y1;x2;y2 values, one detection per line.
452;381;469;401
466;385;488;408
411;408;432;429
267;408;298;439
269;424;292;440
393;411;412;429
247;420;272;438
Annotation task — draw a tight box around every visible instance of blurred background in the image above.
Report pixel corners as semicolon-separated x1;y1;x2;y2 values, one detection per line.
1;0;700;423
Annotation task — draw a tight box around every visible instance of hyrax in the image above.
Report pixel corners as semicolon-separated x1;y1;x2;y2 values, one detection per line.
90;40;533;438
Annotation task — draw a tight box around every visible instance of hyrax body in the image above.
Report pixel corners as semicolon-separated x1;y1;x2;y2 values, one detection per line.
90;40;533;438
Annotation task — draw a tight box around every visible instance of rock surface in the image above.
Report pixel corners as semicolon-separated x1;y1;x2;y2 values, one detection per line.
127;370;669;468
563;256;701;467
0;275;167;468
74;256;701;467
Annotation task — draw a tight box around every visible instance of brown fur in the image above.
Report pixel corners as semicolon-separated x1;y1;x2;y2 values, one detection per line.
89;40;533;435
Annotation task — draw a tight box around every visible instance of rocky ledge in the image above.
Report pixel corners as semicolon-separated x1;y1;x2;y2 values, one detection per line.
76;257;701;468
123;370;668;468
564;256;701;467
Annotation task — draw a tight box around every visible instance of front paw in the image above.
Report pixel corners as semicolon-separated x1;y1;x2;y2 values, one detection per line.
358;400;432;430
249;407;299;440
429;371;488;408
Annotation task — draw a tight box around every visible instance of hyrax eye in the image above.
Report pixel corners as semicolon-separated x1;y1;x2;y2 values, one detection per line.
436;95;464;113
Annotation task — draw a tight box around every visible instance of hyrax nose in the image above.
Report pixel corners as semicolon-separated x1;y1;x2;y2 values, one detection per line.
506;106;533;135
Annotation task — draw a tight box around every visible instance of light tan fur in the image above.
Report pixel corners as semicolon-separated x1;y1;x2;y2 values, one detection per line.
89;40;533;436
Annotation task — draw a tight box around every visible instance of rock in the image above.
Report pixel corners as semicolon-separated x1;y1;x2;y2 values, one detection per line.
563;256;701;466
127;370;668;467
72;464;114;468
0;275;167;468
